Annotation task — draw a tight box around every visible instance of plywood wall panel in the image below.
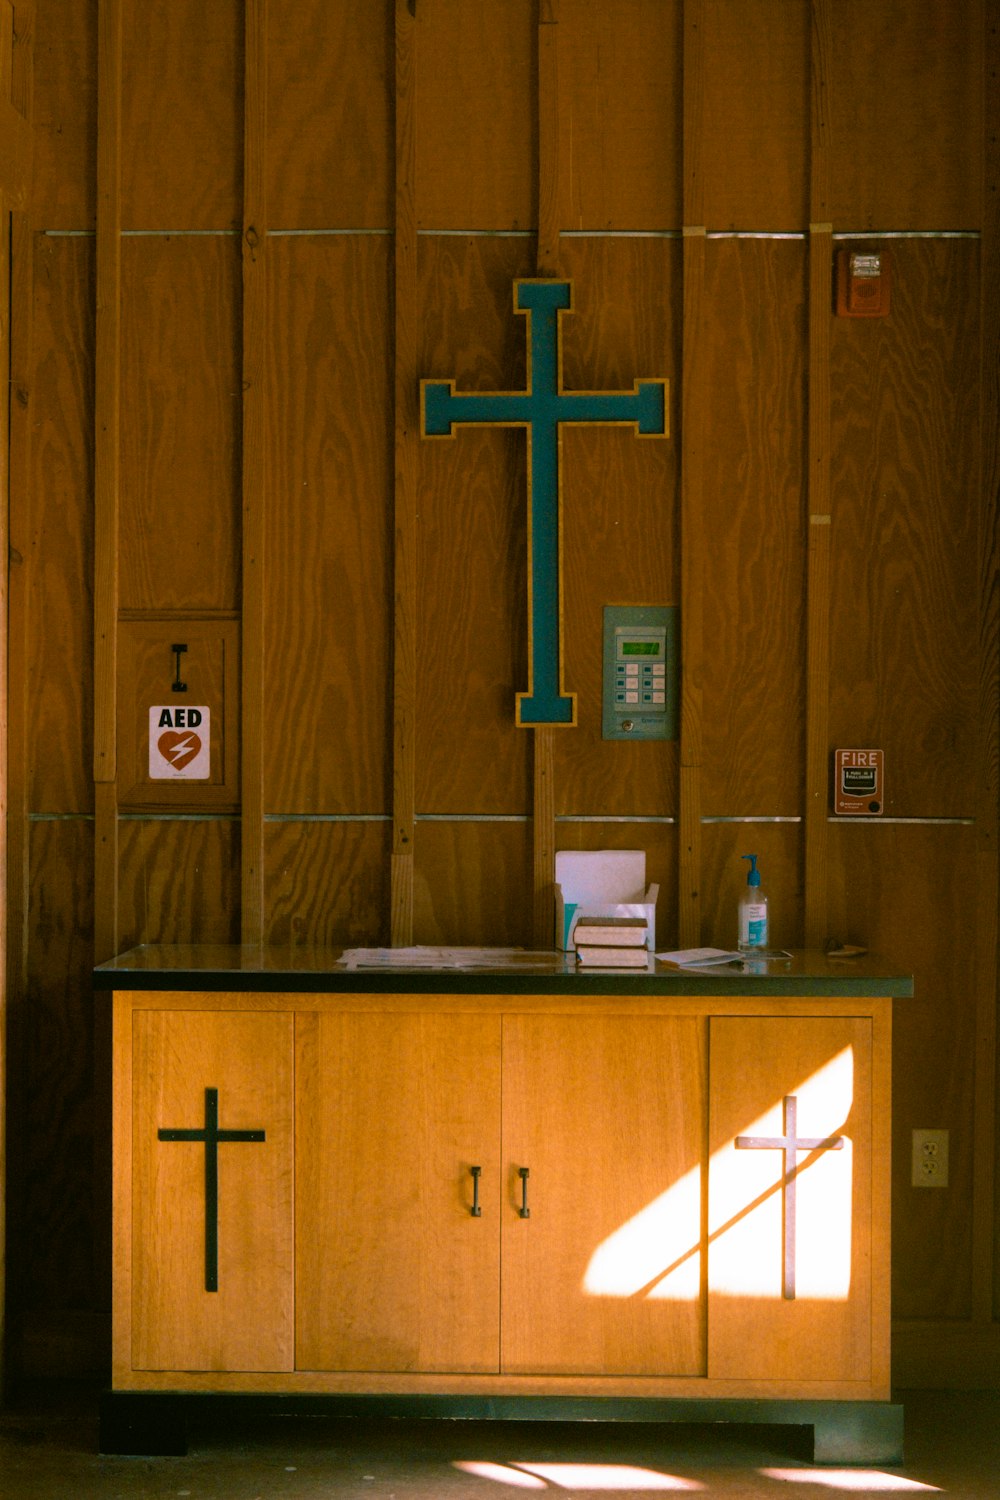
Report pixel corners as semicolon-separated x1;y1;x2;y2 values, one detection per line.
120;0;241;231
553;236;680;816
827;823;976;1319
829;240;979;816
267;0;391;230
699;0;808;231
119;236;241;612
264;821;389;947
27;235;94;813
699;239;807;816
416;235;535;815
264;235;393;815
31;0;96;229
413;821;532;947
416;0;534;231
558;0;682;231
117;818;240;948
18;820;96;1311
824;0;983;231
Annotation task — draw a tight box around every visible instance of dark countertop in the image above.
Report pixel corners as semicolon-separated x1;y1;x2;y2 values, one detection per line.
94;944;913;998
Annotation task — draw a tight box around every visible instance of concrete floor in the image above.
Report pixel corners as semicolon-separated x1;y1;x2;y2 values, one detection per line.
1;1385;998;1499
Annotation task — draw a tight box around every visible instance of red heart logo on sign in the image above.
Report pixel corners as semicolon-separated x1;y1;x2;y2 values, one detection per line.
157;730;202;772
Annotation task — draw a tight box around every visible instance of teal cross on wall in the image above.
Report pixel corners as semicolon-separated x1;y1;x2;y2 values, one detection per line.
421;279;669;726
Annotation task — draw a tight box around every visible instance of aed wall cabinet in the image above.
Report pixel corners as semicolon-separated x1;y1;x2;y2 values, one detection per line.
117;619;240;809
97;946;911;1462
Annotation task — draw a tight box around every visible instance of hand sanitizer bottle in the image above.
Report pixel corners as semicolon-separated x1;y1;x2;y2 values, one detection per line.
738;854;768;951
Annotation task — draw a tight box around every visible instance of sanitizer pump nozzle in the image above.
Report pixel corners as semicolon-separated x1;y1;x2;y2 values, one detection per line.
738;854;768;952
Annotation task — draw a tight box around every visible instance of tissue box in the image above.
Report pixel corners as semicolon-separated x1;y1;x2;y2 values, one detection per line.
554;849;658;952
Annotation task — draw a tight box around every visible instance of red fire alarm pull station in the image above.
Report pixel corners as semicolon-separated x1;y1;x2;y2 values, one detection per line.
835;749;885;816
836;249;891;318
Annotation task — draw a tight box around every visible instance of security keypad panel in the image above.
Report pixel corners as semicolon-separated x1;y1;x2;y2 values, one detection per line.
602;605;679;741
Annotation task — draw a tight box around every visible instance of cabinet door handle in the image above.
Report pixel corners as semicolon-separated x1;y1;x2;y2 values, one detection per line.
518;1166;530;1218
470;1165;482;1217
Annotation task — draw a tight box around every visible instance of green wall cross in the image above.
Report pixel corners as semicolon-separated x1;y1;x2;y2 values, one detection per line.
421;279;669;726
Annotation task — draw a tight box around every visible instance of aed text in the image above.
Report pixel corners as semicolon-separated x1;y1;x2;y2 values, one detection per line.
157;707;203;728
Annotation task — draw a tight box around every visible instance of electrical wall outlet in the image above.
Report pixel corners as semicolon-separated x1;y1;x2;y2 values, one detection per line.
912;1128;949;1188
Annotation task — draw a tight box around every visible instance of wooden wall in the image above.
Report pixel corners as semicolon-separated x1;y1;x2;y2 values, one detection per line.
3;0;998;1388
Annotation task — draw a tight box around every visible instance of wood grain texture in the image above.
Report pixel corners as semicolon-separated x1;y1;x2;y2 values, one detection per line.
558;0;682;231
30;0;93;231
117;818;241;949
93;0;121;784
264;821;390;949
130;1009;294;1372
416;0;534;232
502;1014;706;1375
413;821;532;948
804;218;832;949
828;240;980;816
709;1016;876;1386
698;238;807;816
678;229;705;949
241;0;268;943
5;208;33;1388
416;234;535;814
263;235;393;814
981;0;1000;1326
296;1010;502;1372
17;820;96;1314
391;0;417;943
827;822;977;1320
823;0;982;231
267;0;391;230
120;0;241;231
551;237;680;817
119;237;241;612
701;0;808;231
27;235;94;812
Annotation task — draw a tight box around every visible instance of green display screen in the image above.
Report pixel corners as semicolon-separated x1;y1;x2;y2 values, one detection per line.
621;641;659;656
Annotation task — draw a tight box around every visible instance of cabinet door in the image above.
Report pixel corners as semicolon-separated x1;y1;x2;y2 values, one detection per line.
295;1011;502;1372
708;1016;872;1382
131;1009;295;1372
501;1015;706;1376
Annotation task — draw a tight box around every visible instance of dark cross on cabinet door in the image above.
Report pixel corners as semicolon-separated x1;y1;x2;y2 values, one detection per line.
158;1087;266;1292
735;1093;845;1300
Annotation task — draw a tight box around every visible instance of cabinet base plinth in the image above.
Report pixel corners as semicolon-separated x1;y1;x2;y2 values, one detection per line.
98;1391;904;1464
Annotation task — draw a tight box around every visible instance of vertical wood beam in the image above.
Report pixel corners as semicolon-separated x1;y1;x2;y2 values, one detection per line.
93;0;122;961
678;0;706;948
804;0;833;951
3;1;33;1395
975;0;999;1325
240;0;268;943
532;0;560;946
390;0;418;946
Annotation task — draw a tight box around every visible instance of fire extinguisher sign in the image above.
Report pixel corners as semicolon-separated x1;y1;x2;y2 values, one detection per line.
149;706;211;780
834;748;884;816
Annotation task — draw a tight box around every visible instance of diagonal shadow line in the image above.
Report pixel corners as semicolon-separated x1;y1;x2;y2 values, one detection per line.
630;1136;851;1300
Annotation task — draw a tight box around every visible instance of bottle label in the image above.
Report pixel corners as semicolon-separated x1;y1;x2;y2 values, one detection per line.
740;902;768;948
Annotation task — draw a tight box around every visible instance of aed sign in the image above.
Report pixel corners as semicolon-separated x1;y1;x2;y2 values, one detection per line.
835;748;884;816
149;706;211;780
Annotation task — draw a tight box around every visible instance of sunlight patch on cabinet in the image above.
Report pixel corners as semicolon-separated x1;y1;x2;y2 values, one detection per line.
582;1045;855;1304
710;1045;854;1302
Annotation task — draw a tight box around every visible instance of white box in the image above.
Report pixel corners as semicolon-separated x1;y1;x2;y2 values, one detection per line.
554;849;658;952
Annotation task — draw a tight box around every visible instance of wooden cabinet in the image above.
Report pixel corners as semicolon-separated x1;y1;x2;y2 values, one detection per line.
111;971;895;1406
